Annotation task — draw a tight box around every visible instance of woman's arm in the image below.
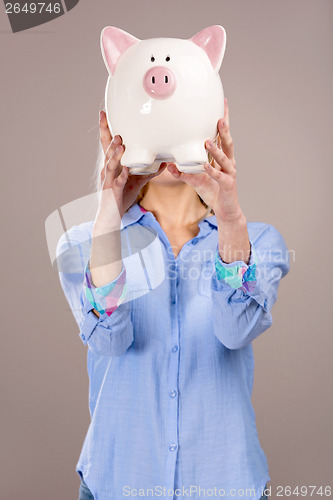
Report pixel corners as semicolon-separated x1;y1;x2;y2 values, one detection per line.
56;111;168;355
166;98;290;348
211;222;290;349
89;111;167;290
56;225;134;357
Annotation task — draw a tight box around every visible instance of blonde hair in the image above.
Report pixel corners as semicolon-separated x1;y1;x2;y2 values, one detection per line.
92;104;215;223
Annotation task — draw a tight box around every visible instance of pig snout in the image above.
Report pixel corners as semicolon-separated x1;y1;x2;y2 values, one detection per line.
143;66;176;99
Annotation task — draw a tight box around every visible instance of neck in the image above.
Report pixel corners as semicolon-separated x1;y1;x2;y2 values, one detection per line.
140;182;210;228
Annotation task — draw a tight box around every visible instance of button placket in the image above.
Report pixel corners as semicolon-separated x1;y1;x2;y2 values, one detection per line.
167;257;179;466
144;214;179;487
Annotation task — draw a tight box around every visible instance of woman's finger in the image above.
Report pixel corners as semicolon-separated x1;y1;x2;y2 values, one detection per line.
99;110;113;155
106;144;124;174
217;99;234;160
99;110;125;173
217;117;234;161
104;134;123;166
224;97;230;129
101;145;125;186
203;162;224;183
217;133;222;149
148;162;168;179
127;163;168;191
205;139;235;175
116;164;130;188
166;163;208;189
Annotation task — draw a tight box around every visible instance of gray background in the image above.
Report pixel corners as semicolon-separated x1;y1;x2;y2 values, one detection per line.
1;0;332;498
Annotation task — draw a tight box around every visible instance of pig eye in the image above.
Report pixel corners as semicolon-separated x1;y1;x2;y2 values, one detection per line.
150;56;155;62
166;56;170;61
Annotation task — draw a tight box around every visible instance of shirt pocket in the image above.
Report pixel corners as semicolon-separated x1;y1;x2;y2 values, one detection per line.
197;259;215;297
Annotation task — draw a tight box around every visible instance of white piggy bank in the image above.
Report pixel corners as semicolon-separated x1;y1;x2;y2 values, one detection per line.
100;25;226;174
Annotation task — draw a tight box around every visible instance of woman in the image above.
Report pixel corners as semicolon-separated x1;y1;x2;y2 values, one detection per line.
57;98;289;500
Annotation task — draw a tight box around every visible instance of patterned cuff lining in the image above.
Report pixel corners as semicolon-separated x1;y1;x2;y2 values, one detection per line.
84;261;127;317
214;242;257;293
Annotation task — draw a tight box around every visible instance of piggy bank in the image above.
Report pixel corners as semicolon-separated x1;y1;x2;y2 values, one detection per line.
100;25;226;174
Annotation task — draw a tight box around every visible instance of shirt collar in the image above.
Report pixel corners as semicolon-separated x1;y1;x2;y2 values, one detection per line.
120;202;218;229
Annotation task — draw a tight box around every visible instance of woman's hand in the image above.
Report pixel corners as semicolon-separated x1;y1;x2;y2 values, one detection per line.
167;98;243;223
90;111;167;289
96;110;167;227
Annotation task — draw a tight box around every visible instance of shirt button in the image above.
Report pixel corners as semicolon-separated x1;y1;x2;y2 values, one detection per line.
169;389;177;398
169;443;177;452
81;334;85;341
172;345;178;352
192;238;198;245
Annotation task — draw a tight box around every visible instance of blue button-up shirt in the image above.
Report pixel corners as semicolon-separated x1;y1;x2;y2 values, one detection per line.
56;202;290;500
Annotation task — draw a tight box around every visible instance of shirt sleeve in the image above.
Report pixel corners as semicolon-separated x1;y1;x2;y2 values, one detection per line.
56;225;134;357
214;240;257;293
84;259;127;317
211;223;290;350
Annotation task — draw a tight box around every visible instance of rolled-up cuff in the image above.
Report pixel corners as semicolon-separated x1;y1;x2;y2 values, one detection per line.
214;240;257;293
83;260;127;317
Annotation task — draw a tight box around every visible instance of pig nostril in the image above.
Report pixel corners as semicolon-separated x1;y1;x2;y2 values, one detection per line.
143;67;175;98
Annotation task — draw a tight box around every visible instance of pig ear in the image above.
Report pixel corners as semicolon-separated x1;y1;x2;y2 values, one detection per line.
189;25;226;72
101;26;140;75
